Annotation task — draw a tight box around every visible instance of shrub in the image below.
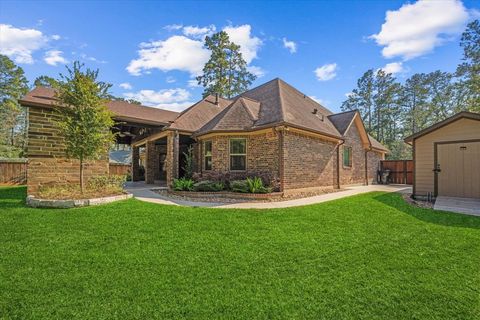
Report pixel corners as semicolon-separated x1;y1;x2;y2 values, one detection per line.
230;180;249;193
193;180;224;192
182;146;194;179
172;177;194;191
246;177;271;193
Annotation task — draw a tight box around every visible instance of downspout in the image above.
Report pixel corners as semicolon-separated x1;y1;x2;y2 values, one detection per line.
336;140;345;189
365;146;372;186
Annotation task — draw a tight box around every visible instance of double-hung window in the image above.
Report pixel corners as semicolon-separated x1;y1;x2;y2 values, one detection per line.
204;141;212;170
343;146;352;167
230;138;247;171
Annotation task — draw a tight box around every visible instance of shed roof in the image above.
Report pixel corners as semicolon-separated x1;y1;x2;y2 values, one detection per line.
404;111;480;144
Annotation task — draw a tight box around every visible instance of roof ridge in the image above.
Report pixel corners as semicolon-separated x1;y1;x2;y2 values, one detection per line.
276;78;333;115
328;109;358;117
239;98;257;122
276;78;287;122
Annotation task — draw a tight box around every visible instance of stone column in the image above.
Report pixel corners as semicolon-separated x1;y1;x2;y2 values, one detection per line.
132;146;141;181
145;141;156;184
166;131;179;187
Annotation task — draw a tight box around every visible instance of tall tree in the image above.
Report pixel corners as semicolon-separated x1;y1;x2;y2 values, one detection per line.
55;62;115;192
456;19;480;112
342;70;375;131
0;55;29;158
401;73;430;136
196;31;256;98
33;75;59;88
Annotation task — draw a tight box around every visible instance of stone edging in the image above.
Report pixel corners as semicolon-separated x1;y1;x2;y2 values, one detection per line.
26;193;133;208
168;190;284;201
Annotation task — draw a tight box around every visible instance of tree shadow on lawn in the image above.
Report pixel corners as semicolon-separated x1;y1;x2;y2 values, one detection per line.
373;192;480;229
0;186;26;209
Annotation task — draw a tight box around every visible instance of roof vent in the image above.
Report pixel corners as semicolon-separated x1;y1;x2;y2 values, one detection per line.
215;93;219;105
312;108;318;114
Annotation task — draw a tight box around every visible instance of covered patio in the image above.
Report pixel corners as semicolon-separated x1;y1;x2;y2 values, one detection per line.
131;130;195;186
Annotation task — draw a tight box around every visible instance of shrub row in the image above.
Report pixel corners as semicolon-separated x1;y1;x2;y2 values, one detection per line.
173;173;274;194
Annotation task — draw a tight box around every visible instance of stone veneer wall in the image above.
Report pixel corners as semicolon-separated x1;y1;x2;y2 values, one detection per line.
27;106;108;195
281;130;337;191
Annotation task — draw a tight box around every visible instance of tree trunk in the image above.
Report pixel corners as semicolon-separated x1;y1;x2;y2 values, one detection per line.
80;158;84;194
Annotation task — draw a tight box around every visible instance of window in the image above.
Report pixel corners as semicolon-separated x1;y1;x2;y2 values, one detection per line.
204;140;212;171
343;146;352;167
230;138;246;171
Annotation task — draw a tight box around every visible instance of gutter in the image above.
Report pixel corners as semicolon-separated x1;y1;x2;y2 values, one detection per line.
336;139;345;189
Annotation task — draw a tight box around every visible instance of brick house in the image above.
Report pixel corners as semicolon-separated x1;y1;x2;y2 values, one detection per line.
20;78;387;196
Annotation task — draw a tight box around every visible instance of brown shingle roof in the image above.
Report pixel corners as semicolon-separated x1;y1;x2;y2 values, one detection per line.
195;78;342;138
168;95;231;132
19;86;179;126
328;110;357;135
196;97;260;134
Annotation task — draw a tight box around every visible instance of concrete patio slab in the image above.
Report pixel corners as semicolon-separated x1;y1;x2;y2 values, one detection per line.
434;196;480;216
124;182;411;209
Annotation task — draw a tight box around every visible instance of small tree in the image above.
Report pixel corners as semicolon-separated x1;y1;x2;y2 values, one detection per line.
196;31;256;98
55;62;115;193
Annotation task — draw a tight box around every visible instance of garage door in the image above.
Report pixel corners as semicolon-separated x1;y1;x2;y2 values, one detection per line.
437;141;480;198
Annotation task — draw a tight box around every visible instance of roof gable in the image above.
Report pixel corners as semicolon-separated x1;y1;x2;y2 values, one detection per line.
404;111;480;143
168;95;231;132
196;97;260;134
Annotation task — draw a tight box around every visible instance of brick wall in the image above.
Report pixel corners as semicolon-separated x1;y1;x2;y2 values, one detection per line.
281;130;337;190
27;106;108;195
197;130;280;179
339;123;384;185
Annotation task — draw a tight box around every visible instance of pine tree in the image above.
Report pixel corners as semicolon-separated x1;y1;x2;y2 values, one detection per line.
196;31;256;98
456;19;480;112
0;55;29;158
33;75;59;88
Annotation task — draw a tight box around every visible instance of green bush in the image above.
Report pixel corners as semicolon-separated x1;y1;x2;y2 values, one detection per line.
193;180;224;192
230;180;249;193
172;177;194;191
231;177;271;194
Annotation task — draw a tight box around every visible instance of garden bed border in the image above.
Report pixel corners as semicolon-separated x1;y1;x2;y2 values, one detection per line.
168;190;285;201
26;193;133;208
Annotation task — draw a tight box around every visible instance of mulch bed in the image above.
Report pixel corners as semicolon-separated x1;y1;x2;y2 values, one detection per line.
401;192;434;209
153;188;345;203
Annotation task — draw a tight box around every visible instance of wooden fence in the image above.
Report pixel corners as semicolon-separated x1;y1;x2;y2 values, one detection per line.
380;160;413;184
0;160;131;185
0;159;27;185
108;163;131;176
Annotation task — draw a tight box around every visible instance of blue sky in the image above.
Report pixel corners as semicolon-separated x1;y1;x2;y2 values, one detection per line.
1;0;478;113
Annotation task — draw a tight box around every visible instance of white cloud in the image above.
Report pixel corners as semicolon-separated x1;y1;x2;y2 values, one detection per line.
164;24;183;31
166;76;176;83
223;24;262;64
380;62;405;74
119;82;132;90
183;25;216;39
247;65;265;78
127;24;263;77
79;53;107;64
0;24;48;64
126;35;210;76
187;79;201;88
123;88;193;112
282;38;297;53
371;0;469;60
51;34;61;41
44;50;68;66
314;63;337;81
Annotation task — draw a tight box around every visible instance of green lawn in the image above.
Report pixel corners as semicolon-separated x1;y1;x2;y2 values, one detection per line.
1;186;479;319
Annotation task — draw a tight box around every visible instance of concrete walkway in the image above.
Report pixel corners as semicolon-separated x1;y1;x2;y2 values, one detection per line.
434;196;480;216
125;182;411;209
